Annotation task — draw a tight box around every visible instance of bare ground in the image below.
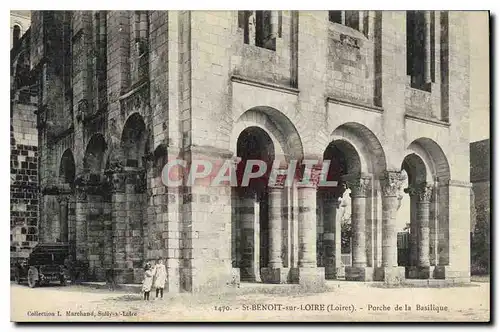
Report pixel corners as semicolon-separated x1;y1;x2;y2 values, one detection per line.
10;280;490;322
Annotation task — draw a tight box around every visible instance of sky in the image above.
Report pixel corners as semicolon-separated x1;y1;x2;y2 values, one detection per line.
468;12;490;143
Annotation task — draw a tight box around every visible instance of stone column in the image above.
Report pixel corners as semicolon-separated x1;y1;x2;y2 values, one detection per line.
75;181;88;264
106;166;128;284
295;166;324;286
298;185;317;267
335;196;343;278
359;11;364;34
58;195;69;243
406;182;433;279
248;11;256;46
239;189;261;282
323;192;340;279
406;191;419;267
417;183;433;267
270;11;279;38
341;11;346;25
268;186;283;268
345;176;373;281
375;171;405;284
416;183;433;278
424;11;432;84
261;168;288;284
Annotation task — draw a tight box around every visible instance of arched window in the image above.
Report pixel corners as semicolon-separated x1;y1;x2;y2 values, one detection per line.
328;11;367;34
238;10;281;51
406;11;435;91
13;25;21;47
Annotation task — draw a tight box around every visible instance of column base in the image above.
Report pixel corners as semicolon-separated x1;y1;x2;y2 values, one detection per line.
345;266;374;281
240;267;262;282
433;266;471;283
228;268;241;287
325;266;338;280
290;267;325;287
260;267;289;284
374;267;405;284
406;266;433;279
337;266;345;279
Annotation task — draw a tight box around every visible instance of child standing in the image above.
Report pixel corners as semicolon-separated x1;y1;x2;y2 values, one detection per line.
142;263;154;300
154;258;167;299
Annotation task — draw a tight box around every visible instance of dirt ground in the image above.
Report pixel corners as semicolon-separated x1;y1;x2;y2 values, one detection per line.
10;280;490;322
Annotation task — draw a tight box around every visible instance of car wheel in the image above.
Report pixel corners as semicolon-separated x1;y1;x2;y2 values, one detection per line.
14;272;21;284
27;268;38;288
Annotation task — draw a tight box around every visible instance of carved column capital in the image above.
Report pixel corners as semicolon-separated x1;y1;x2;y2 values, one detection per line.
104;171;126;194
142;152;154;169
347;176;371;198
269;167;288;189
415;182;434;203
57;195;69;204
133;169;147;194
75;185;87;202
381;171;404;197
297;165;322;189
405;182;434;203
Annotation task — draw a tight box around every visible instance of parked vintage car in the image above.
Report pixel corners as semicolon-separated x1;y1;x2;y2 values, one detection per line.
14;243;70;288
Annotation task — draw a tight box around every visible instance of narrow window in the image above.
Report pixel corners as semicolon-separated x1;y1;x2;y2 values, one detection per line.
329;11;365;34
95;11;107;108
406;11;432;91
13;25;21;47
329;11;342;24
132;11;149;82
240;10;280;51
345;11;360;30
256;11;275;50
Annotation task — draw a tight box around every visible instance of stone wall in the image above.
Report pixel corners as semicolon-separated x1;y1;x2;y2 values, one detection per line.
470;139;490;231
326;22;375;105
11;102;39;261
11;22;39;264
29;10;475;289
232;11;296;88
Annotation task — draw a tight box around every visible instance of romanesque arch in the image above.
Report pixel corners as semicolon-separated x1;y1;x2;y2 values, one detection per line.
230;106;304;284
59;149;76;186
407;137;450;182
78;134;110;281
400;137;451;279
83;134;106;176
319;122;388;281
231;106;304;162
117;112;148;283
330;122;387;176
121;112;148;168
56;149;76;245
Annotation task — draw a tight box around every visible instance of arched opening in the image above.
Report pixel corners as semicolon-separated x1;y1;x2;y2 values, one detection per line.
119;113;148;283
320;122;387;281
59;149;76;186
82;134;109;281
230;107;304;284
13;25;21;47
57;149;76;246
121;113;147;168
400;137;451;279
399;154;428;276
83;134;106;178
234;126;274;281
318;140;360;279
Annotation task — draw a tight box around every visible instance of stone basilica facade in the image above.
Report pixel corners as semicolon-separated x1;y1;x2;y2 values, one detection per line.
12;11;472;292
